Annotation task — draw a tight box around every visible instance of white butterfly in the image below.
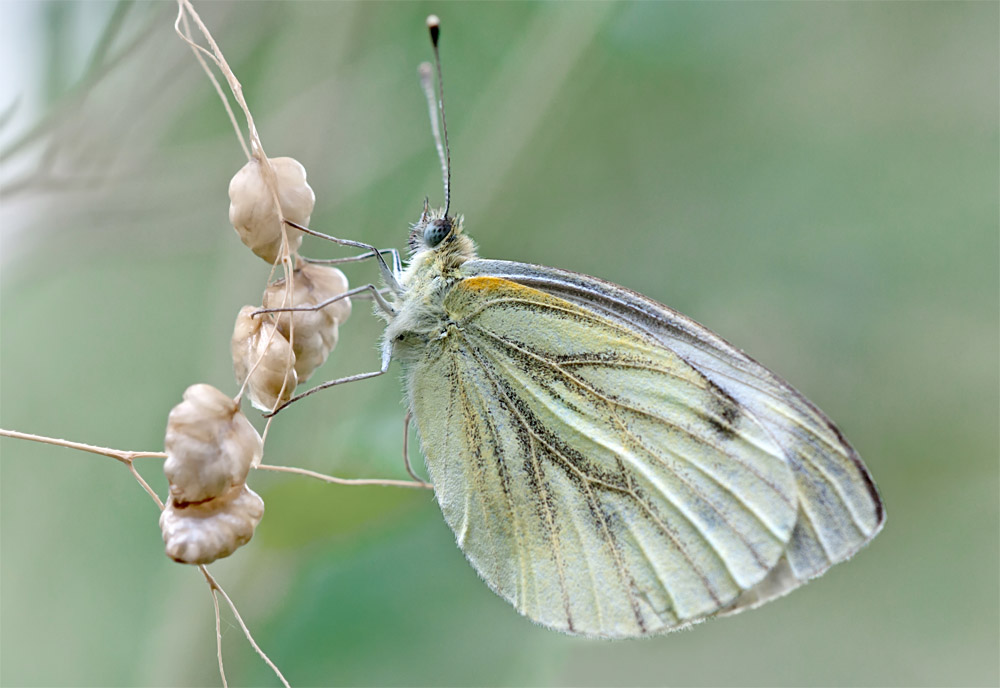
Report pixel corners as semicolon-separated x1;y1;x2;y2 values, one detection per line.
378;205;884;638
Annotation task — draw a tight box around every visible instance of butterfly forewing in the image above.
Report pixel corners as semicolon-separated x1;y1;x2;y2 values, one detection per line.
462;259;885;612
407;275;800;638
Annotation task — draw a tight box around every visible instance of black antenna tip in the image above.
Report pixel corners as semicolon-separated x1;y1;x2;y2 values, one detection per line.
427;15;440;45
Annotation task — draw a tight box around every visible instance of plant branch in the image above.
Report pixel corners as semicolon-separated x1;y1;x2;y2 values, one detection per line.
258;463;433;490
200;565;290;688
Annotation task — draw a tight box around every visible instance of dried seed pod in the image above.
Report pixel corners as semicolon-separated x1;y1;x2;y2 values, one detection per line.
231;306;297;411
262;263;352;382
228;156;314;264
161;384;266;564
163;383;263;504
160;485;265;565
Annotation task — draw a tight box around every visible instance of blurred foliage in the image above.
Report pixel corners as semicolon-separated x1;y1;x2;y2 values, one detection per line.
1;2;997;686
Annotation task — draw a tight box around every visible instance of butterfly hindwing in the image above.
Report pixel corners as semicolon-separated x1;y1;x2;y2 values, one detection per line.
462;260;885;613
407;274;800;638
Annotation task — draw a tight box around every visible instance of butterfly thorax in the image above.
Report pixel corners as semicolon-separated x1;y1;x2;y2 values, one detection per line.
382;209;477;362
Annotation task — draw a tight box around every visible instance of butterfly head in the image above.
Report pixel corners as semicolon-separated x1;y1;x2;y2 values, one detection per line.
408;199;471;260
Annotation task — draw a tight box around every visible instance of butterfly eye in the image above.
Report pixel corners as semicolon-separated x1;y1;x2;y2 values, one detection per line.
424;218;451;247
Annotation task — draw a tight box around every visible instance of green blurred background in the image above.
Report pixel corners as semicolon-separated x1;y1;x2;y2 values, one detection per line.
1;2;997;686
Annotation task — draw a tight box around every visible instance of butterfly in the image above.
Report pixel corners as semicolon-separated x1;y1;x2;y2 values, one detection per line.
378;203;884;638
292;16;884;639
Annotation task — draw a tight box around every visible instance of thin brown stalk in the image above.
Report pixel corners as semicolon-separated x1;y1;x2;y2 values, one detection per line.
200;566;290;688
258;463;432;490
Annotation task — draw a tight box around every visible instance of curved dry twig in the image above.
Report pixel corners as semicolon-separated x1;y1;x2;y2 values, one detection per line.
200;565;290;688
258;462;432;490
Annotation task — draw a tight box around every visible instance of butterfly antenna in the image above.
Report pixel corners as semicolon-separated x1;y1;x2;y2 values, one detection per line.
419;15;451;216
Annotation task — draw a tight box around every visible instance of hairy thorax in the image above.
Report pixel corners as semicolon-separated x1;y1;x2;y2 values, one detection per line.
381;228;476;363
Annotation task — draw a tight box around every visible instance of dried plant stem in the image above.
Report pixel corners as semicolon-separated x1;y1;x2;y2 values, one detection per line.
0;428;167;508
0;428;165;463
174;0;302;422
258;463;433;490
172;0;283;227
128;462;165;510
211;587;229;688
0;428;431;492
176;7;249;160
174;0;264;158
200;566;290;688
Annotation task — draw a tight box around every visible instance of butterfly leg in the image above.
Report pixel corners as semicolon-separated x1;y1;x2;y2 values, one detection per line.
301;247;401;273
262;355;391;418
285;220;402;294
402;410;430;485
349;287;393;299
254;283;395;318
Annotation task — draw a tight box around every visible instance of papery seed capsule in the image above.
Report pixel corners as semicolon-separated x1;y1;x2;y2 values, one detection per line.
160;484;265;565
163;383;263;504
262;263;352;381
231;306;298;411
228;156;314;264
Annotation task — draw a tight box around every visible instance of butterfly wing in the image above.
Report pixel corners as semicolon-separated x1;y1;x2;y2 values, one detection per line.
461;259;885;614
406;274;802;638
